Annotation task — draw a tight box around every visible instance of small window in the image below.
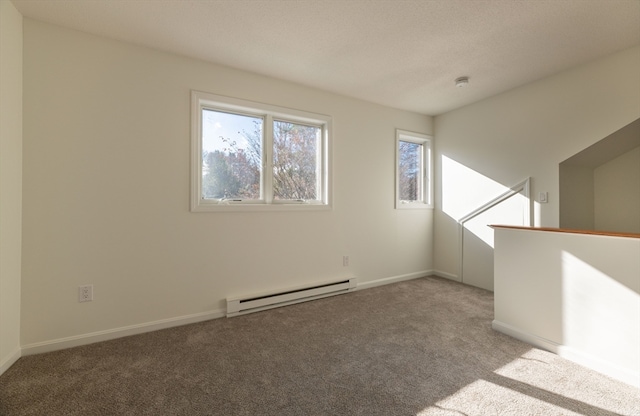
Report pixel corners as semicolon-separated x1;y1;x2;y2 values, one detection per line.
192;91;331;211
396;130;433;209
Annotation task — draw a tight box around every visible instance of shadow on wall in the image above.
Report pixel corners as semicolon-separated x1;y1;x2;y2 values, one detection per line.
560;118;640;233
441;155;531;291
493;226;640;387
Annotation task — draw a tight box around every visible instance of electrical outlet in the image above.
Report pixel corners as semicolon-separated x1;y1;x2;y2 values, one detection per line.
343;256;349;267
78;285;93;302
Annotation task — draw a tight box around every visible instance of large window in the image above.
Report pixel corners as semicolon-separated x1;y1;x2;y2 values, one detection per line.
191;91;331;211
395;130;433;209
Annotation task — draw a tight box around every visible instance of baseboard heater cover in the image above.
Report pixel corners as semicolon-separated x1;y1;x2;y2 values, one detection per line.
226;277;357;317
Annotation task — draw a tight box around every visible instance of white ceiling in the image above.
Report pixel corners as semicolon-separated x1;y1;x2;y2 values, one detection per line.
12;0;640;115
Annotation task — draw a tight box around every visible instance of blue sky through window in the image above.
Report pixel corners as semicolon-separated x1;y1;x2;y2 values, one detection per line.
202;109;262;153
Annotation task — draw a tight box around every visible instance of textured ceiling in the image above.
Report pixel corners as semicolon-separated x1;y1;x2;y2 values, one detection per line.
12;0;640;115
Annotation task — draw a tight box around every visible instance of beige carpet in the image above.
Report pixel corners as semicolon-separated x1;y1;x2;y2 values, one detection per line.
1;276;638;415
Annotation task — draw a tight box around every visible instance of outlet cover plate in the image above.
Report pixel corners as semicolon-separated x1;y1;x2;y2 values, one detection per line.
78;285;93;302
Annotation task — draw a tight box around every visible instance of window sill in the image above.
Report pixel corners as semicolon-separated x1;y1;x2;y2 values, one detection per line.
395;202;433;210
191;202;332;213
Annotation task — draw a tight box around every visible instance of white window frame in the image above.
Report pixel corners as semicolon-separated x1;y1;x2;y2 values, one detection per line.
395;129;433;209
191;91;331;212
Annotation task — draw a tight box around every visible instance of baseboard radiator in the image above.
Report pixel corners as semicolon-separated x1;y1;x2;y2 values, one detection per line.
226;277;357;317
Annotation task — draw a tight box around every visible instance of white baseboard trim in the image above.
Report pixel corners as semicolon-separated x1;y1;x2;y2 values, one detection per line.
16;271;453;361
18;272;432;358
557;344;640;388
493;320;640;388
432;270;461;282
492;320;560;352
0;346;22;377
356;270;432;291
21;309;225;356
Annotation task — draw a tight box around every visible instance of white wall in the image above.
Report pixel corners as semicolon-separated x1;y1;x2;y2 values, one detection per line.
433;46;640;279
559;164;594;230
594;146;640;233
0;0;23;375
21;20;433;351
493;227;640;387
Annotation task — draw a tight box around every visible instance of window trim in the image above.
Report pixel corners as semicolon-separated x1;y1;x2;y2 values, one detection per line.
191;91;332;212
395;129;433;209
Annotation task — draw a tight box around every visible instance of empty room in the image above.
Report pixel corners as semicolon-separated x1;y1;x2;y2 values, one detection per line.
1;0;639;414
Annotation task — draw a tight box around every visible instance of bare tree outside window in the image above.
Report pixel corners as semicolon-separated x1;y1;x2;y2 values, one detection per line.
201;110;322;202
201;110;262;200
192;92;330;211
398;140;422;201
395;129;431;209
273;121;320;200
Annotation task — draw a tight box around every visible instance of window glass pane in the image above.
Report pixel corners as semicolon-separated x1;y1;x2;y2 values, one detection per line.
399;140;423;201
272;121;321;200
201;109;263;199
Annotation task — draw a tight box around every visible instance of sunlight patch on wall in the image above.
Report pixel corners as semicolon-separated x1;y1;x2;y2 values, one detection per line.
463;193;529;247
561;251;640;370
442;155;529;247
441;155;509;221
534;200;542;227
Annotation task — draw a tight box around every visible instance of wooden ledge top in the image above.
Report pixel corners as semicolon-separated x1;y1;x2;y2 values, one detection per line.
490;225;640;239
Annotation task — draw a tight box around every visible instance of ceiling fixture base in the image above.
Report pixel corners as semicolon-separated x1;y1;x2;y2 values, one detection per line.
455;76;470;87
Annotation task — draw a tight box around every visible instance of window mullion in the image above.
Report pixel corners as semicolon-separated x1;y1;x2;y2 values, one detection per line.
264;114;274;204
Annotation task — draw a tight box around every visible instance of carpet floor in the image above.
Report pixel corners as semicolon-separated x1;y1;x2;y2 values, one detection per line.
1;276;638;415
